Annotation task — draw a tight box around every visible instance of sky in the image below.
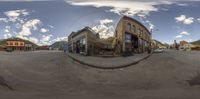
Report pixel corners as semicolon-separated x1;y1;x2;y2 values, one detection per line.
0;0;200;45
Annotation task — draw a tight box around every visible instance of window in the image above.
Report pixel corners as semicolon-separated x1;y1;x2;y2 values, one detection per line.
138;29;141;36
125;33;131;43
15;42;18;46
20;43;23;46
10;42;13;46
132;25;135;32
127;23;131;31
79;38;86;53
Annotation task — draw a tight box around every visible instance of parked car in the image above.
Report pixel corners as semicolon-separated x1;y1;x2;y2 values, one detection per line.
154;48;164;53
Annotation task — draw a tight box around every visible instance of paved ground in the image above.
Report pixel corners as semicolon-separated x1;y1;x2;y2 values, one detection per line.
67;52;151;69
0;50;200;99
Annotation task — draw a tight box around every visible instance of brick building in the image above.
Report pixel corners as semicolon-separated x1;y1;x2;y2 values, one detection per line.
113;16;152;55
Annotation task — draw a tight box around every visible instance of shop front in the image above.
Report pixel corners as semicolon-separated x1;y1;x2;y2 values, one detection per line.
124;32;139;54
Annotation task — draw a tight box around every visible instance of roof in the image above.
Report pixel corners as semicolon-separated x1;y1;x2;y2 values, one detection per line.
121;16;151;35
71;26;97;38
5;37;25;41
180;41;189;45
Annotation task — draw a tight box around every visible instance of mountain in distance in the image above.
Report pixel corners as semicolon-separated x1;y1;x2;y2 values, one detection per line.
153;39;165;46
50;41;68;50
191;39;200;45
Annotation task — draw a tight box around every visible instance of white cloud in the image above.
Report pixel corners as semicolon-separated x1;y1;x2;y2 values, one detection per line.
177;3;188;6
180;31;189;35
0;9;52;46
66;0;199;17
18;19;41;36
174;31;189;39
175;15;194;25
52;36;68;42
175;35;183;38
16;34;28;40
42;35;52;42
145;20;155;30
39;35;53;45
66;0;163;17
4;29;10;33
40;28;49;33
183;17;194;24
175;15;186;22
4;9;29;17
100;19;113;24
92;19;114;38
4;9;29;22
0;18;8;23
4;33;12;39
197;18;200;22
29;37;39;44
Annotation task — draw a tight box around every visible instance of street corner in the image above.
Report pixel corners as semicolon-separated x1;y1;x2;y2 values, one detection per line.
67;52;152;69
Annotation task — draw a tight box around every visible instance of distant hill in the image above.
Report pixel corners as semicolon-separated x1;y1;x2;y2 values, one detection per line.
0;39;6;45
191;40;200;45
50;41;68;50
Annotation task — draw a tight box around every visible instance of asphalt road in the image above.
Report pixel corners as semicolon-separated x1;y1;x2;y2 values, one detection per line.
0;50;200;99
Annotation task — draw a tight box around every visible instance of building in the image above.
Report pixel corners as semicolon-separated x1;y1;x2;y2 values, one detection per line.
5;38;25;51
113;16;152;55
68;27;103;56
0;37;37;51
179;41;190;51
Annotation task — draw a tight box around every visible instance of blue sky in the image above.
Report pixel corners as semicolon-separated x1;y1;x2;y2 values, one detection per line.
0;0;200;45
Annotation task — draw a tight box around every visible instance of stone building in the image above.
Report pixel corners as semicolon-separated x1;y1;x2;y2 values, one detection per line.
68;27;103;55
113;16;152;55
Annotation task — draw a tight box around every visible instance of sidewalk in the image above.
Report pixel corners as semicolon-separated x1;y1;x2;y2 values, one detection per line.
67;53;152;69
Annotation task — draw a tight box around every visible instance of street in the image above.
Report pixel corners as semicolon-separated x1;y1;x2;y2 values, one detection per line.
0;50;200;99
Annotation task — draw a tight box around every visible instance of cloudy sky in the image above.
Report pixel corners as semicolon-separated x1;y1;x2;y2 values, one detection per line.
0;0;200;45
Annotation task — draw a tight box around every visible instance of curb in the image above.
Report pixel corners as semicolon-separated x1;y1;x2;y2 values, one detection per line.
67;53;152;70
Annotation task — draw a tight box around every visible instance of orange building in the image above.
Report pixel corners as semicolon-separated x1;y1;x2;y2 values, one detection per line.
6;38;25;51
0;38;37;51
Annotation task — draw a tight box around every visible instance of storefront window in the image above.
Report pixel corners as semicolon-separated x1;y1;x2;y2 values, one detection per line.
125;33;131;43
79;38;86;53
